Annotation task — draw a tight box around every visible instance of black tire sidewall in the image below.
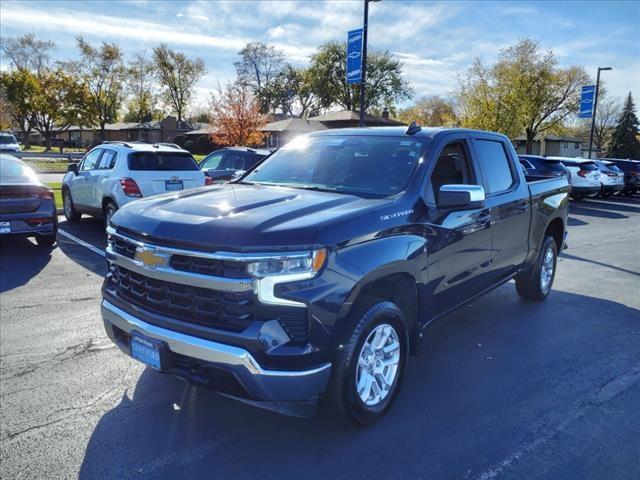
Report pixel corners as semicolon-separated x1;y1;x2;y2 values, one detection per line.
536;236;558;298
104;203;116;227
63;190;78;221
334;302;408;426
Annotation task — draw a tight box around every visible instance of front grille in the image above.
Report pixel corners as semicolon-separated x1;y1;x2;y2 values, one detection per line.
113;238;136;259
170;254;247;278
110;265;254;332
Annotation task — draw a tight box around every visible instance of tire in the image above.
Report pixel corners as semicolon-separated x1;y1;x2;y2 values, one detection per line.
515;235;557;301
103;201;117;229
63;190;81;222
35;232;56;248
324;301;408;427
623;191;633;197
571;194;583;201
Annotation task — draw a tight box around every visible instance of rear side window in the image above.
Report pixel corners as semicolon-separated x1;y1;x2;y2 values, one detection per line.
129;152;199;171
98;150;117;169
475;140;515;194
220;152;248;170
543;160;568;172
579;162;598;171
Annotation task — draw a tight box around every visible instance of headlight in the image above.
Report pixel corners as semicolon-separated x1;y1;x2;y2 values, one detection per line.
247;249;327;278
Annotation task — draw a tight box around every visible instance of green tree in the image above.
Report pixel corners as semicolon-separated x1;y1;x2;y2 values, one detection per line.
0;69;39;148
235;42;285;113
32;69;90;150
264;64;319;117
307;41;412;113
67;37;126;141
397;95;457;126
458;39;589;153
153;44;206;126
607;93;640;159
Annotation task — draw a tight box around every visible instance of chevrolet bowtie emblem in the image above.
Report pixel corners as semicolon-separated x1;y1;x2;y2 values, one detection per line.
134;247;169;269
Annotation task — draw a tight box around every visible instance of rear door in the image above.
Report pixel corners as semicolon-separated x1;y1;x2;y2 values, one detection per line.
128;151;205;196
472;135;531;281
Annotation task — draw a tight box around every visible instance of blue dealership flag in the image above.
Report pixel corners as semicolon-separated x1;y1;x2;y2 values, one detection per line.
347;28;363;84
578;85;595;118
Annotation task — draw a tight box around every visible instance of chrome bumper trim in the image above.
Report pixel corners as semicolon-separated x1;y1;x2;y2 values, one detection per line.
105;246;255;293
102;299;331;400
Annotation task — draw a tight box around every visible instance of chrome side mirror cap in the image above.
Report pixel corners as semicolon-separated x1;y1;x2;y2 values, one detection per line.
438;184;485;209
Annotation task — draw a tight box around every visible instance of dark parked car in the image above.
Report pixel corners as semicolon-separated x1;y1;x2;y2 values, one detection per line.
200;147;273;184
0;154;57;247
605;159;640;195
103;127;569;425
518;155;570;179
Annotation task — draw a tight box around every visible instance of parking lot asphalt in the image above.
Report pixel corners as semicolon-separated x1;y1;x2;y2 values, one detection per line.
0;196;639;480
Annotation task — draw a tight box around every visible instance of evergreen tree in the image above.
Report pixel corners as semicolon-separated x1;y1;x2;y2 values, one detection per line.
607;92;640;159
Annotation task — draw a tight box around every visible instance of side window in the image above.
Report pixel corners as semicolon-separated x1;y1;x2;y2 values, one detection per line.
426;141;475;204
475;140;515;194
201;153;224;170
98;150;117;170
80;149;102;171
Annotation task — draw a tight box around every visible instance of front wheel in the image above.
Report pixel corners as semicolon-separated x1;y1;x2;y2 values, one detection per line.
103;201;117;229
63;190;81;222
324;301;408;426
515;235;557;301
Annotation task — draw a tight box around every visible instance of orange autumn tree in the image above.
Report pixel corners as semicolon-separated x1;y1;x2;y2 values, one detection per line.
209;82;267;147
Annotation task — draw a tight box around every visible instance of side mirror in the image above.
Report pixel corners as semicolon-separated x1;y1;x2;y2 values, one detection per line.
68;163;78;175
231;170;246;179
438;184;485;209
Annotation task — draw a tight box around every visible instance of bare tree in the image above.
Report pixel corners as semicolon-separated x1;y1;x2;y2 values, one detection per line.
153;44;205;125
1;33;55;74
591;97;621;153
235;42;285;113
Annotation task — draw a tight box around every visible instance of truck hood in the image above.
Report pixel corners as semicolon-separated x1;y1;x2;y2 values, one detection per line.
112;183;390;250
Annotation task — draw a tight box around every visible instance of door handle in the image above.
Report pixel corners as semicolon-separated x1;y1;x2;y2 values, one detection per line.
515;201;529;212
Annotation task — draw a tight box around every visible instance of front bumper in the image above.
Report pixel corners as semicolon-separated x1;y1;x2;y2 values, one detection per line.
102;299;331;403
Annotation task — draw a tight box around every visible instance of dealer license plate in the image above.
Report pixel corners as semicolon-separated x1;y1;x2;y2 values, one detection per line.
165;180;184;191
0;222;11;234
130;334;162;370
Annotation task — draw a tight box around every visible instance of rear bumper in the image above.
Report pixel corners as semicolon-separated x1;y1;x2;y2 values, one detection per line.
0;209;57;237
101;299;331;403
602;183;625;192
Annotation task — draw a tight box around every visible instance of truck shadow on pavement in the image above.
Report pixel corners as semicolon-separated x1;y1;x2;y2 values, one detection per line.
568;202;628;219
0;237;53;293
78;287;640;480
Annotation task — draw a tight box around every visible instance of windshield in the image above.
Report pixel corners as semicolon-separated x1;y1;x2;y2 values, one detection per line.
243;135;426;197
0;134;18;145
129;152;199;171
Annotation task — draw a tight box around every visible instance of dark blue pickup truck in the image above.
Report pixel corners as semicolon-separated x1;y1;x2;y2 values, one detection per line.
102;126;570;425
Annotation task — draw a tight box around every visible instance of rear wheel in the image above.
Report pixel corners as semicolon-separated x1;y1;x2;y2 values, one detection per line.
515;235;557;301
63;190;80;222
324;301;408;426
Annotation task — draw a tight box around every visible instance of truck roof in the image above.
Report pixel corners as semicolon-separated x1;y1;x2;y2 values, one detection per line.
307;126;501;140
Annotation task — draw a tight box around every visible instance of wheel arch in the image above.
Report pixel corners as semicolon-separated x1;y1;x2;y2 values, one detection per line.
545;217;564;252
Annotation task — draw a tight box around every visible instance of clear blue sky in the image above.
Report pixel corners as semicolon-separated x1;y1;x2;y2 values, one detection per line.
1;0;638;112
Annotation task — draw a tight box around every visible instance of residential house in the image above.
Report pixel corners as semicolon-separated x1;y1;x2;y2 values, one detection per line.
261;118;327;149
513;134;583;157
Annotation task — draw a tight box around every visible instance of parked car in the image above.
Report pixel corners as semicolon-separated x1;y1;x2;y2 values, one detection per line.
0;154;57;247
62;142;205;226
0;132;21;153
547;157;600;199
102;127;570;425
605;159;640;196
518;155;570;180
593;160;625;197
200;147;273;184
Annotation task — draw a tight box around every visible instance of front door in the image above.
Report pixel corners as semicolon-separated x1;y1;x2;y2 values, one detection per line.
71;149;103;209
421;136;493;319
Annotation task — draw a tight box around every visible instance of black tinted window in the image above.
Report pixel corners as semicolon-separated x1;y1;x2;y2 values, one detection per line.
427;141;474;204
220;152;248;170
129;152;199;171
579;162;598;171
475;140;515;193
543;160;568;172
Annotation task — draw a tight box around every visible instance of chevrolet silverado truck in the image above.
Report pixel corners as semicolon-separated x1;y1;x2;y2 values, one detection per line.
102;126;570;425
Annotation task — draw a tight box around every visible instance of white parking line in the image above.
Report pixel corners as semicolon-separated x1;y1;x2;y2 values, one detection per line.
58;229;106;257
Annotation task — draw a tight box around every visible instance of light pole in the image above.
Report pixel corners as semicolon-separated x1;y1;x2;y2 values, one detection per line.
359;0;381;127
587;66;612;159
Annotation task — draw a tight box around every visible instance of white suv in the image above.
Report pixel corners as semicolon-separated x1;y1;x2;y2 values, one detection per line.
547;157;600;200
62;142;205;225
